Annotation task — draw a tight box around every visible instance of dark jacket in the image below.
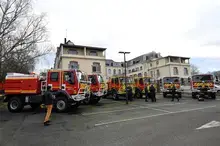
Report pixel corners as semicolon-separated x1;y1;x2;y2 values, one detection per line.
43;91;53;105
171;85;176;93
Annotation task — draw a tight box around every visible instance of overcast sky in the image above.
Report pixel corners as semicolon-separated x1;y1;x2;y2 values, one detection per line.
33;0;220;73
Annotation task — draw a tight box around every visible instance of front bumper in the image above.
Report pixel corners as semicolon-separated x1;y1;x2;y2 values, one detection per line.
71;94;87;102
192;89;216;93
91;90;107;97
162;89;182;93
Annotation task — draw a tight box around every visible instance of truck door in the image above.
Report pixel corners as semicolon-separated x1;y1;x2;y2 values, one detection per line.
47;71;61;91
62;71;76;95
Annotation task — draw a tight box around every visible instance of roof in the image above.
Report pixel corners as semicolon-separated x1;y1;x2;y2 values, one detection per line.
164;55;190;59
60;43;106;51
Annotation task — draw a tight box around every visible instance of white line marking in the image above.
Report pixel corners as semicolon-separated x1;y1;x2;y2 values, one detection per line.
196;120;220;130
82;102;186;116
94;105;216;127
143;107;172;113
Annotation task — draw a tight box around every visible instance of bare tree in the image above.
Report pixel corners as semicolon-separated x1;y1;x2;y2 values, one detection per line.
0;0;51;81
191;64;200;75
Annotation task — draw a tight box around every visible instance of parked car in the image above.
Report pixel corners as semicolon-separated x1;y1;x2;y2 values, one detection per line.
215;85;220;93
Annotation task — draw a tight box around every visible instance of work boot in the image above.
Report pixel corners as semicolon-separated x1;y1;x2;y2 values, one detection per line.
44;121;51;126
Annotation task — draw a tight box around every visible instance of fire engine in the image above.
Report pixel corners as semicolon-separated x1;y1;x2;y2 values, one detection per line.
133;76;156;98
2;69;91;113
160;76;183;98
84;74;107;104
107;76;133;100
191;74;217;99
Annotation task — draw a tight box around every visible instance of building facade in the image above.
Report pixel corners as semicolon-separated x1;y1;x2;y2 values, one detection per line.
106;51;191;82
54;39;191;82
54;39;107;77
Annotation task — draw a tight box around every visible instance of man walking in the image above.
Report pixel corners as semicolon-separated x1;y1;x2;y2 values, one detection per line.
144;85;149;102
43;86;54;126
149;84;156;102
171;83;179;102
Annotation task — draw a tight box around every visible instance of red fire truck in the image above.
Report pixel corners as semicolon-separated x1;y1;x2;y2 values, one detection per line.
85;74;107;104
2;69;90;113
191;74;217;99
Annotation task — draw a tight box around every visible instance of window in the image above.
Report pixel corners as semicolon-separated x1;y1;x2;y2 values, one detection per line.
129;70;131;73
146;56;149;60
113;69;116;75
150;71;153;77
136;67;139;71
68;49;78;55
50;72;58;82
184;68;189;75
69;61;79;69
118;69;121;75
144;72;147;76
106;63;109;66
138;73;142;77
92;62;101;72
90;51;97;56
173;67;179;75
140;66;143;70
111;63;113;66
108;69;111;74
156;61;159;65
121;63;124;67
156;69;160;77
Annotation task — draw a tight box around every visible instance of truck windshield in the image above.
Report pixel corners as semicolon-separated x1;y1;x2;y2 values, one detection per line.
163;77;179;83
192;75;213;82
88;75;97;84
98;75;104;83
144;78;154;83
120;77;132;83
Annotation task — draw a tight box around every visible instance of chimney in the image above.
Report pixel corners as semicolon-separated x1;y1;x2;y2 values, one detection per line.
64;38;67;44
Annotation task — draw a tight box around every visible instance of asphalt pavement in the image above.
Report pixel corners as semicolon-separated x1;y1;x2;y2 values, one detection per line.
1;94;220;146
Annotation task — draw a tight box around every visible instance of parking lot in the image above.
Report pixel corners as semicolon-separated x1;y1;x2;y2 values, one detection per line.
1;94;220;146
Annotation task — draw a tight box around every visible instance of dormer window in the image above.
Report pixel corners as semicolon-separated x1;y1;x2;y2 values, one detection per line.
90;50;97;56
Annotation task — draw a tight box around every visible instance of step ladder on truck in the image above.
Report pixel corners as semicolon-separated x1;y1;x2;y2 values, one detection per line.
2;69;91;113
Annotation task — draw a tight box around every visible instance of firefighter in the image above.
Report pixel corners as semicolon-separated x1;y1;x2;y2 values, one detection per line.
149;84;156;102
144;84;149;102
43;86;54;126
171;82;179;102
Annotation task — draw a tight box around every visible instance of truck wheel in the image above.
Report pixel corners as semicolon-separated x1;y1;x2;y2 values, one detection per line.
179;93;182;98
192;93;196;99
112;90;118;100
8;97;24;113
91;97;101;105
163;93;167;98
135;90;142;99
55;97;68;113
211;93;216;99
83;95;91;105
30;103;41;110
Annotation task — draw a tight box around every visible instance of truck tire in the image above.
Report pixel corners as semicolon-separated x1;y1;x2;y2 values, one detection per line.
112;90;118;100
211;93;216;99
135;90;142;99
91;97;101;105
55;96;68;113
8;97;24;113
179;93;182;98
163;93;167;98
192;93;196;99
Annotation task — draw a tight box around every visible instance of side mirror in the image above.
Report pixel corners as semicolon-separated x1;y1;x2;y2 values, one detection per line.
215;76;219;82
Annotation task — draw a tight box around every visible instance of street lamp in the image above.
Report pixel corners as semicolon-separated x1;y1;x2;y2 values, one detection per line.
119;51;130;104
